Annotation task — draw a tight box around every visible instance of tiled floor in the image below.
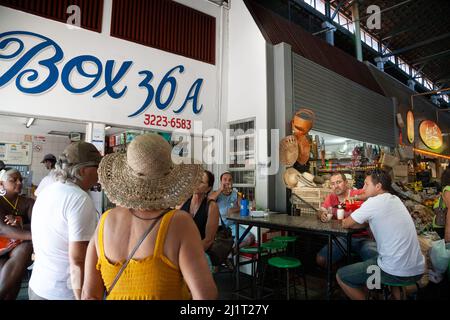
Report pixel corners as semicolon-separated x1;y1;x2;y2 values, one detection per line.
213;264;343;300
17;265;448;300
16;268;337;301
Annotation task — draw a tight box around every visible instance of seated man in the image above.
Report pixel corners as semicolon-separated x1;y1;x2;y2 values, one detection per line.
316;172;377;268
337;170;425;300
209;172;255;250
0;168;34;300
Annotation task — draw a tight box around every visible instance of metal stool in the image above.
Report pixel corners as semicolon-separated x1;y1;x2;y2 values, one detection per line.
239;246;267;299
266;256;308;300
381;281;420;300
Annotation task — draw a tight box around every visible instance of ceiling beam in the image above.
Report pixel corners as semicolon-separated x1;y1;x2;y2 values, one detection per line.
382;32;450;58
330;0;348;20
410;48;450;66
411;63;427;78
433;72;450;82
436;78;450;84
381;24;422;42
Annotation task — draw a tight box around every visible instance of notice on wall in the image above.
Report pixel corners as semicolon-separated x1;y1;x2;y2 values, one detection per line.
33;136;46;143
0;142;32;165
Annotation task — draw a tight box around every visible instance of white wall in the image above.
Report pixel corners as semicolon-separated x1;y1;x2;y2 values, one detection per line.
0;4;218;132
176;0;230;190
0;131;70;185
228;0;269;208
228;0;267;124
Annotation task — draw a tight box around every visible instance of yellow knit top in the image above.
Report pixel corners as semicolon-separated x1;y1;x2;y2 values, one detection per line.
96;209;191;300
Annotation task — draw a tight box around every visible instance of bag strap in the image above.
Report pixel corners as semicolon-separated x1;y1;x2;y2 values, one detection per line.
105;208;170;298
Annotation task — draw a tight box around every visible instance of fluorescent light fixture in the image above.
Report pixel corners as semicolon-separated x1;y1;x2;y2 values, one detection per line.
26;118;35;128
105;125;112;130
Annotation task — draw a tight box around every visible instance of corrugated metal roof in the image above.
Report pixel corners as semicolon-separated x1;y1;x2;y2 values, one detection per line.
244;0;384;95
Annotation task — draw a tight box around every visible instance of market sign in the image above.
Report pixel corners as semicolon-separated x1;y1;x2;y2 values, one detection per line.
407;111;414;144
0;7;218;132
419;120;443;150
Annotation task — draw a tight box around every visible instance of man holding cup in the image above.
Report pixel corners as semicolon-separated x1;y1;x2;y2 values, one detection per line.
316;173;377;269
209;172;255;250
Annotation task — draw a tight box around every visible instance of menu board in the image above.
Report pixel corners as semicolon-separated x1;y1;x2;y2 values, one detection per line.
0;142;32;165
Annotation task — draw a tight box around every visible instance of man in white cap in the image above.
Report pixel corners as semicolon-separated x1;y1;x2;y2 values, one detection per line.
34;154;57;197
29;142;101;300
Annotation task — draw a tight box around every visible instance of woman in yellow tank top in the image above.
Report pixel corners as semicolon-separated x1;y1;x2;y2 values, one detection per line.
82;134;217;300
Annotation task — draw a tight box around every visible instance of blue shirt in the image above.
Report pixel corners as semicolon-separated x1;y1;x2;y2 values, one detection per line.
217;189;238;227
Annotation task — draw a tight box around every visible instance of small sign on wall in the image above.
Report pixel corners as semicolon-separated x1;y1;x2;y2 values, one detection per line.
419;120;443;150
33;136;46;143
0;142;32;165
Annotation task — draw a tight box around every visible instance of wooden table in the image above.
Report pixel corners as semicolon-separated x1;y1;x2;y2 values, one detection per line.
227;212;365;300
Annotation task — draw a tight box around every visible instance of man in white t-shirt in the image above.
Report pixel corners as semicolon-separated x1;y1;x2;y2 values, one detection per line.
34;154;57;197
336;169;425;300
29;142;101;300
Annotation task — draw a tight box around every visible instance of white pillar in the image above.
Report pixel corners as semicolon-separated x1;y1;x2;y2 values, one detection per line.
352;2;363;62
321;21;336;46
374;56;388;72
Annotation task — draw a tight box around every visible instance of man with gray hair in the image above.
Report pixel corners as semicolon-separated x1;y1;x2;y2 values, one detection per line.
29;142;101;300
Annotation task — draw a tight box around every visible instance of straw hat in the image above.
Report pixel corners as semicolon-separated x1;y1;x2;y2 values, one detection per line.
302;172;315;183
298;172;317;187
283;167;301;189
98;134;204;210
280;135;298;166
313;175;325;185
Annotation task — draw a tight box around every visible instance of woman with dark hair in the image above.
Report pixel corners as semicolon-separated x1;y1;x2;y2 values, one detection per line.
181;170;220;254
434;167;450;242
0;168;34;300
